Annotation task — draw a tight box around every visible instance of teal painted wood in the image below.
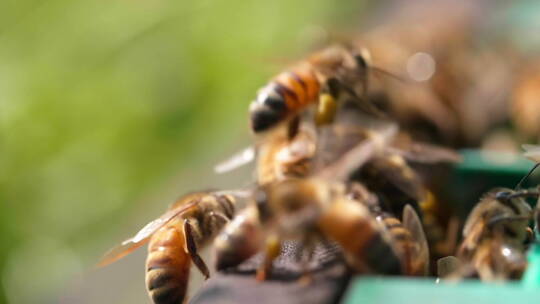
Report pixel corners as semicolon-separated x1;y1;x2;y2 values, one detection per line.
343;277;539;304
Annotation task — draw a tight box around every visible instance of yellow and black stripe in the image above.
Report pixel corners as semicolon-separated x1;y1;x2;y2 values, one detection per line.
250;65;321;133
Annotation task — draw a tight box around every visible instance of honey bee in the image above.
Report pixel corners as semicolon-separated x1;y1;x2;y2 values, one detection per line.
256;121;317;185
348;182;430;276
375;205;430;276
213;204;266;271
254;178;404;278
249;44;386;134
98;191;236;304
452;187;538;280
215;96;459;276
511;66;540;141
215;106;458;275
419;191;460;260
214;119;401;277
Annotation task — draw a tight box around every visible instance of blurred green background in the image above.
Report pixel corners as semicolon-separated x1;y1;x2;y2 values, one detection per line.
0;0;364;303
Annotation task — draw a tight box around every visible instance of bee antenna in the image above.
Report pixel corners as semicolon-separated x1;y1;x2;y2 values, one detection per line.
516;163;540;190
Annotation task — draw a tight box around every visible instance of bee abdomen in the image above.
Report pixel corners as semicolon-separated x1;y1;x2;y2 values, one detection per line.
362;232;403;275
319;202;403;275
214;206;264;270
273;67;320;111
146;225;191;304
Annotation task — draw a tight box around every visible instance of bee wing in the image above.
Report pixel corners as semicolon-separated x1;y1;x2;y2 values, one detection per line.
371;65;409;84
523;144;540;162
315;121;398;181
97;201;199;267
402;204;430;275
214;146;256;174
388;142;462;164
437;256;461;279
213;188;254;199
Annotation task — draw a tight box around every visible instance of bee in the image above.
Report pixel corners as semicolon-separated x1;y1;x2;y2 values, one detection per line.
254;178;404;278
215;106;458;276
256;121;317;185
98;191;236;304
374;205;430;276
249;44;385;134
214;118;401;277
452;187;538;281
511;65;540;141
348;182;430;276
213;204;266;271
348;130;461;219
213;123;320;271
213;122;320;271
419;191;460;260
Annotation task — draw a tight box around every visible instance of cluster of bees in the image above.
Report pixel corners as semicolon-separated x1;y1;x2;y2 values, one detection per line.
97;5;540;304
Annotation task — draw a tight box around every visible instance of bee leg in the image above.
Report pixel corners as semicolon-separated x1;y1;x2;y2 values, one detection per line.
256;234;281;281
287;115;300;141
183;219;210;280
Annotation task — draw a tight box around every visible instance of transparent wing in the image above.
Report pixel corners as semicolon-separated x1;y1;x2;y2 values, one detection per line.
371;65;409;84
97;200;200;267
214;146;256;174
437;256;461;279
402;204;430;275
389;142;462;164
523;144;540;162
316;122;398;181
213;188;254;199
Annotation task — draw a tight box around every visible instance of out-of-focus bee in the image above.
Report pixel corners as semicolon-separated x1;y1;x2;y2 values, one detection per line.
255;178;404;278
378;205;430;276
98;191;236;304
214;120;401;276
215;105;459;275
213;123;320;271
418;191;460;260
256;122;317;185
448;187;538;281
348;130;461;220
348;183;430;276
511;65;540;141
249;44;388;134
214;204;266;271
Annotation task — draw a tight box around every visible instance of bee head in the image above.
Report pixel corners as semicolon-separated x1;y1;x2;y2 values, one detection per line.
249;87;288;133
495;190;513;202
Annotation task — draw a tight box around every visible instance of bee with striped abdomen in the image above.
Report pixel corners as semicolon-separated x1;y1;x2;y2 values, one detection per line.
255;177;404;277
348;182;430;276
249;45;384;134
213;204;266;271
451;187;538;281
98;191;236;304
374;205;430;276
